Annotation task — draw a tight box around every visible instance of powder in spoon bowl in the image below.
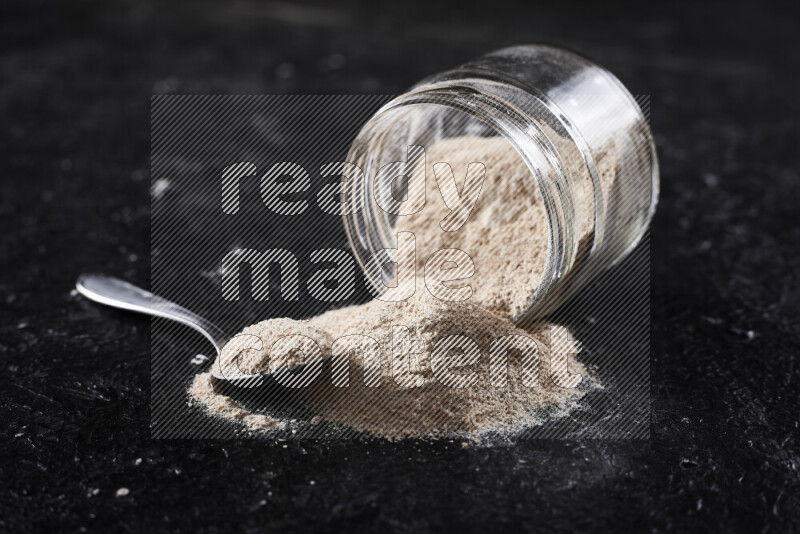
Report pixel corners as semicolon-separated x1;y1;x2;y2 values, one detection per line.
217;318;333;376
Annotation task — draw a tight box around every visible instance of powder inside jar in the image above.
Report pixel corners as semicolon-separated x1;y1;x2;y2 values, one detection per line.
392;136;550;318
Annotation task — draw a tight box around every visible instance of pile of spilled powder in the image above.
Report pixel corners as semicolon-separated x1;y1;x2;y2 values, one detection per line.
190;135;607;438
301;291;586;436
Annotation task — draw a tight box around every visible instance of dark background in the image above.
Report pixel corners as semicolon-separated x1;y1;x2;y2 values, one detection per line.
2;0;799;531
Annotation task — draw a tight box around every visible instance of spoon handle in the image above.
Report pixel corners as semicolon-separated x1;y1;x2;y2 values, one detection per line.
76;274;226;354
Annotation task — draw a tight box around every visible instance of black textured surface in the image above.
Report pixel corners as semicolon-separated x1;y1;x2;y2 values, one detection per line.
2;0;799;531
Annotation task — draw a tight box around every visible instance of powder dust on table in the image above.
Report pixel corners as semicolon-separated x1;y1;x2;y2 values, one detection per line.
190;135;608;439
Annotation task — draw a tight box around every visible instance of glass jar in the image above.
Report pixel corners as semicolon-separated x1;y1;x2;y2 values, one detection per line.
343;44;658;322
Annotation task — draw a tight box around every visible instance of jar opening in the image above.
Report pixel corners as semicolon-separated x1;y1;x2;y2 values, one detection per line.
343;96;572;321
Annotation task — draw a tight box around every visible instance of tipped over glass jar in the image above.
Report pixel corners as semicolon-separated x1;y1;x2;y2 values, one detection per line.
342;44;659;323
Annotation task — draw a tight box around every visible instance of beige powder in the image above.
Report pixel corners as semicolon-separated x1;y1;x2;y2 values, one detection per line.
393;136;550;319
190;135;606;438
301;290;586;437
217;318;332;376
190;372;287;431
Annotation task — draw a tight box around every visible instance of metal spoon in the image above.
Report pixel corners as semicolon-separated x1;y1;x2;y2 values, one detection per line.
75;274;304;387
